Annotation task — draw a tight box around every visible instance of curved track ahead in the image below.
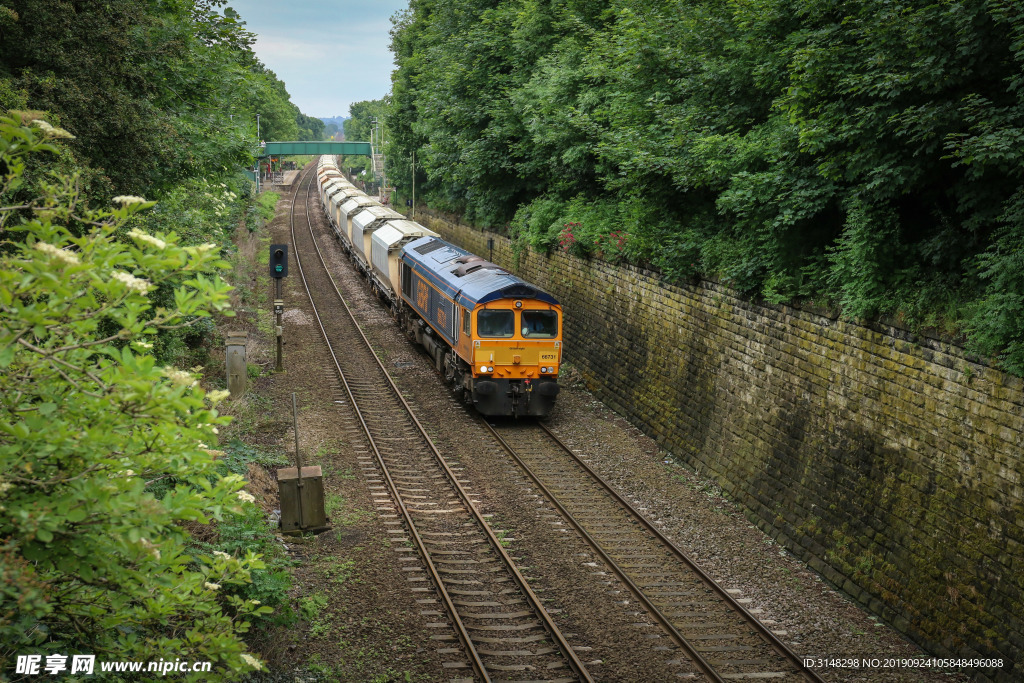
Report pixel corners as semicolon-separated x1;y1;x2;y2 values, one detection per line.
287;164;593;683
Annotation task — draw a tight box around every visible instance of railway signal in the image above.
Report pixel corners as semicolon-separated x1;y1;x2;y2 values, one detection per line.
270;244;288;278
270;243;289;372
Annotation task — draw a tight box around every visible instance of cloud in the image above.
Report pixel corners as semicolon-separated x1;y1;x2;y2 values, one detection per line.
229;0;407;117
252;37;333;60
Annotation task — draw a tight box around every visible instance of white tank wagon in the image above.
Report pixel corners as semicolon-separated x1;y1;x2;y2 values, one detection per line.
317;155;339;170
325;184;366;245
320;174;354;200
370;220;439;308
320;179;349;214
318;170;344;192
340;196;378;247
351;206;406;271
320;181;355;239
321;174;351;194
319;177;349;216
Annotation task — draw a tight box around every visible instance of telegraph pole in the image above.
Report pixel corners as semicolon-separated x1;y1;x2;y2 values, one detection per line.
256;113;262;193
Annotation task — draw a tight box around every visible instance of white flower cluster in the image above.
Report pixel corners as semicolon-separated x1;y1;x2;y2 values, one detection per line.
212;550;231;560
132;340;153;350
32;119;75;139
206;389;230;403
236;490;256;504
127;228;166;249
0;479;12;495
240;654;261;671
111;270;151;294
162;367;196;387
204;581;221;591
139;538;161;560
112;195;148;205
184;243;219;258
33;241;81;266
204;184;237;218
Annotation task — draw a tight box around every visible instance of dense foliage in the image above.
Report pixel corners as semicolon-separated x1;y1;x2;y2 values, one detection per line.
0;116;269;678
0;0;312;196
341;98;387;178
0;0;316;674
387;0;1024;372
0;0;323;365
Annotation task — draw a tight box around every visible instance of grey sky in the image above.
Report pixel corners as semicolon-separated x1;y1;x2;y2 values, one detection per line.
227;0;410;119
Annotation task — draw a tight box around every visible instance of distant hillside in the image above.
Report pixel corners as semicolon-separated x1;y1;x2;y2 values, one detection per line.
319;116;349;128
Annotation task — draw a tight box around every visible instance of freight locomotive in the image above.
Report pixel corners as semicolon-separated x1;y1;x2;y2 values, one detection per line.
315;156;562;417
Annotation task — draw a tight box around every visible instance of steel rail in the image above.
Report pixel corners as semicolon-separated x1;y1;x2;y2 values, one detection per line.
483;419;827;683
287;166;489;680
288;163;593;683
534;422;825;682
482;420;726;682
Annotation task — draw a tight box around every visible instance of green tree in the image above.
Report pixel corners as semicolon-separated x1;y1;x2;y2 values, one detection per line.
343;99;386;143
388;0;1024;372
0;0;251;194
0;0;322;197
342;98;387;176
0;114;269;679
296;112;325;141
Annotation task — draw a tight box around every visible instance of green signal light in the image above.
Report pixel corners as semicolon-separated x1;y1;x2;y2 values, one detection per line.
269;245;287;278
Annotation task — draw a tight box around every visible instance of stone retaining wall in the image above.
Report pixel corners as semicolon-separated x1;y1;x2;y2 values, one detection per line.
414;208;1024;680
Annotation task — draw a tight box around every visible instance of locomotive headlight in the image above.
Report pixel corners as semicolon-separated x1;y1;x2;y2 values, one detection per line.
487;366;494;372
480;365;488;373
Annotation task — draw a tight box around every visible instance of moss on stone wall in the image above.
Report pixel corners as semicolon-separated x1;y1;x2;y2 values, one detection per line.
417;209;1024;680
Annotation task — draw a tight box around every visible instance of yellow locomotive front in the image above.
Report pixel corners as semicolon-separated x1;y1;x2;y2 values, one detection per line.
400;236;563;417
465;299;562;417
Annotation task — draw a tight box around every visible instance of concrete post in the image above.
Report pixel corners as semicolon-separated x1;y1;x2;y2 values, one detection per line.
225;331;248;399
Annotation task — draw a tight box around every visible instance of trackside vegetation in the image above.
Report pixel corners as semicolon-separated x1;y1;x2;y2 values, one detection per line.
386;0;1024;374
0;0;319;676
340;99;388;183
0;116;270;678
0;0;322;197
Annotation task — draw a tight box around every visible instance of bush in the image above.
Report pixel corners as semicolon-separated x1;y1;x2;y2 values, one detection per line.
0;114;270;679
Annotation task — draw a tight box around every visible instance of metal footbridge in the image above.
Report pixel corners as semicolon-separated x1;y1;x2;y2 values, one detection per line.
259;141;372;156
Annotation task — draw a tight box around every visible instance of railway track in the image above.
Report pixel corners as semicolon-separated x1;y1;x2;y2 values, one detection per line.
287;165;593;683
483;419;827;683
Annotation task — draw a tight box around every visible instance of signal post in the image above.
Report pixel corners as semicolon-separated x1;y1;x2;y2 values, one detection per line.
270;244;288;372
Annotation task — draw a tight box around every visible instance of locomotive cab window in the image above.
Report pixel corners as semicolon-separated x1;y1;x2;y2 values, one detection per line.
462;307;471;335
477;309;514;337
521;310;558;338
